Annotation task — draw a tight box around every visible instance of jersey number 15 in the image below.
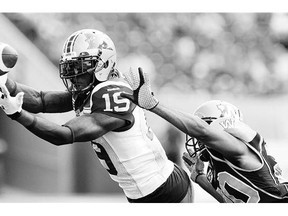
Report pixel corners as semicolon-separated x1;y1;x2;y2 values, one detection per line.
102;92;130;112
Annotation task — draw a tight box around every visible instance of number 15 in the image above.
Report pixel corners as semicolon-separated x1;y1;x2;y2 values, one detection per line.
102;92;130;112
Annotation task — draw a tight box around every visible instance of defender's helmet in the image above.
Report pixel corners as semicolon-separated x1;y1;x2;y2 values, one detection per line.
185;100;243;158
59;29;116;93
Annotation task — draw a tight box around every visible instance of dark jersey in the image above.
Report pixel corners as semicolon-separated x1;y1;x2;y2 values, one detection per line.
89;80;136;131
73;78;136;127
207;133;288;203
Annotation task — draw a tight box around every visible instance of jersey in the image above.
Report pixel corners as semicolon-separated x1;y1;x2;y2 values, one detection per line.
75;78;174;199
206;133;288;203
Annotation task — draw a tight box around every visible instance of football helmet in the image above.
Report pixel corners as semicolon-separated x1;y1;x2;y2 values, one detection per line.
185;100;243;158
59;29;117;93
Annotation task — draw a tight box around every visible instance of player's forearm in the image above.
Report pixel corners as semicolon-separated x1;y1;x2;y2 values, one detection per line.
11;110;74;145
6;78;73;113
6;78;44;113
151;103;209;138
196;175;225;203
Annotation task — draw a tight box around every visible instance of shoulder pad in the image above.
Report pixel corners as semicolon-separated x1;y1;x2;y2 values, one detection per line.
90;80;135;116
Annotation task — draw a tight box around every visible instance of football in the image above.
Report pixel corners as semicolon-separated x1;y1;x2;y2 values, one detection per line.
0;42;18;76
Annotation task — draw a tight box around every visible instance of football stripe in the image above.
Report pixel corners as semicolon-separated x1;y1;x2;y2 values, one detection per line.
65;37;73;53
70;33;80;53
0;43;8;71
64;33;76;53
65;31;81;53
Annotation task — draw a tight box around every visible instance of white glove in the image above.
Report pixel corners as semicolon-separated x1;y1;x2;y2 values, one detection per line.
121;67;159;110
0;74;7;85
0;83;24;115
182;152;205;182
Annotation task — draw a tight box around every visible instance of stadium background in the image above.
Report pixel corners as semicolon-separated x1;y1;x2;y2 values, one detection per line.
0;13;288;202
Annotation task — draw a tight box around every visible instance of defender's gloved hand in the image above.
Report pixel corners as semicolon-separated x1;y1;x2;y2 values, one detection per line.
121;67;159;110
0;84;24;115
182;152;205;182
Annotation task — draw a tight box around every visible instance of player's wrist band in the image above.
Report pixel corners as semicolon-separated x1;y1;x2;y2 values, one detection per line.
39;91;46;113
149;100;159;111
7;111;22;120
62;124;75;144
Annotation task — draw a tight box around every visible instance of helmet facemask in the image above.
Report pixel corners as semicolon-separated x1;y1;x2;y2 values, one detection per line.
185;134;205;157
185;133;210;162
184;116;217;159
59;51;106;94
59;56;98;93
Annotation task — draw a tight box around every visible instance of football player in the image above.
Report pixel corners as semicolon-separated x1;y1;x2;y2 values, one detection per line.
0;29;193;203
121;67;288;203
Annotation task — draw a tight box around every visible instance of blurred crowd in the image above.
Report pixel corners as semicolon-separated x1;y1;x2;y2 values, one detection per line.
5;13;288;96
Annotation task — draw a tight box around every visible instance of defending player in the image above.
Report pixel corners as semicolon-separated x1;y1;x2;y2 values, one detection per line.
0;29;193;203
121;67;288;203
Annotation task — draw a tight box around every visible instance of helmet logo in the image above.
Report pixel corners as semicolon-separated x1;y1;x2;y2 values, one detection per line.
98;41;113;51
85;34;100;49
216;103;230;118
219;118;235;129
216;102;240;129
85;33;113;51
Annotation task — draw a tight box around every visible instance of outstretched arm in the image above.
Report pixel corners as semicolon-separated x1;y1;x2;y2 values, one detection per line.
151;103;245;156
1;76;135;146
5;78;73;113
121;67;248;159
0;83;125;145
12;109;124;145
152;103;209;139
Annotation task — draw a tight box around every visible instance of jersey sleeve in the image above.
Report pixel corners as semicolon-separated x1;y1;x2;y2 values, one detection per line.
90;82;136;132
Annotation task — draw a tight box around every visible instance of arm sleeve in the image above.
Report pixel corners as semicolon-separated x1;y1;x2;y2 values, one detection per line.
6;78;73;113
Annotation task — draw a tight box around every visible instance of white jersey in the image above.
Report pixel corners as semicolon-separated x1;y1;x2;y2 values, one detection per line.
78;79;174;199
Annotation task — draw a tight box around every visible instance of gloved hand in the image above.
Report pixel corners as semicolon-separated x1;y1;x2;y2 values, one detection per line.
0;74;7;86
182;151;205;182
0;83;24;115
121;67;159;110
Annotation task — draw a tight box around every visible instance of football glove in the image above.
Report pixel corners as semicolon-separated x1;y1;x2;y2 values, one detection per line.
182;151;205;182
0;83;24;115
0;74;7;85
121;67;159;110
